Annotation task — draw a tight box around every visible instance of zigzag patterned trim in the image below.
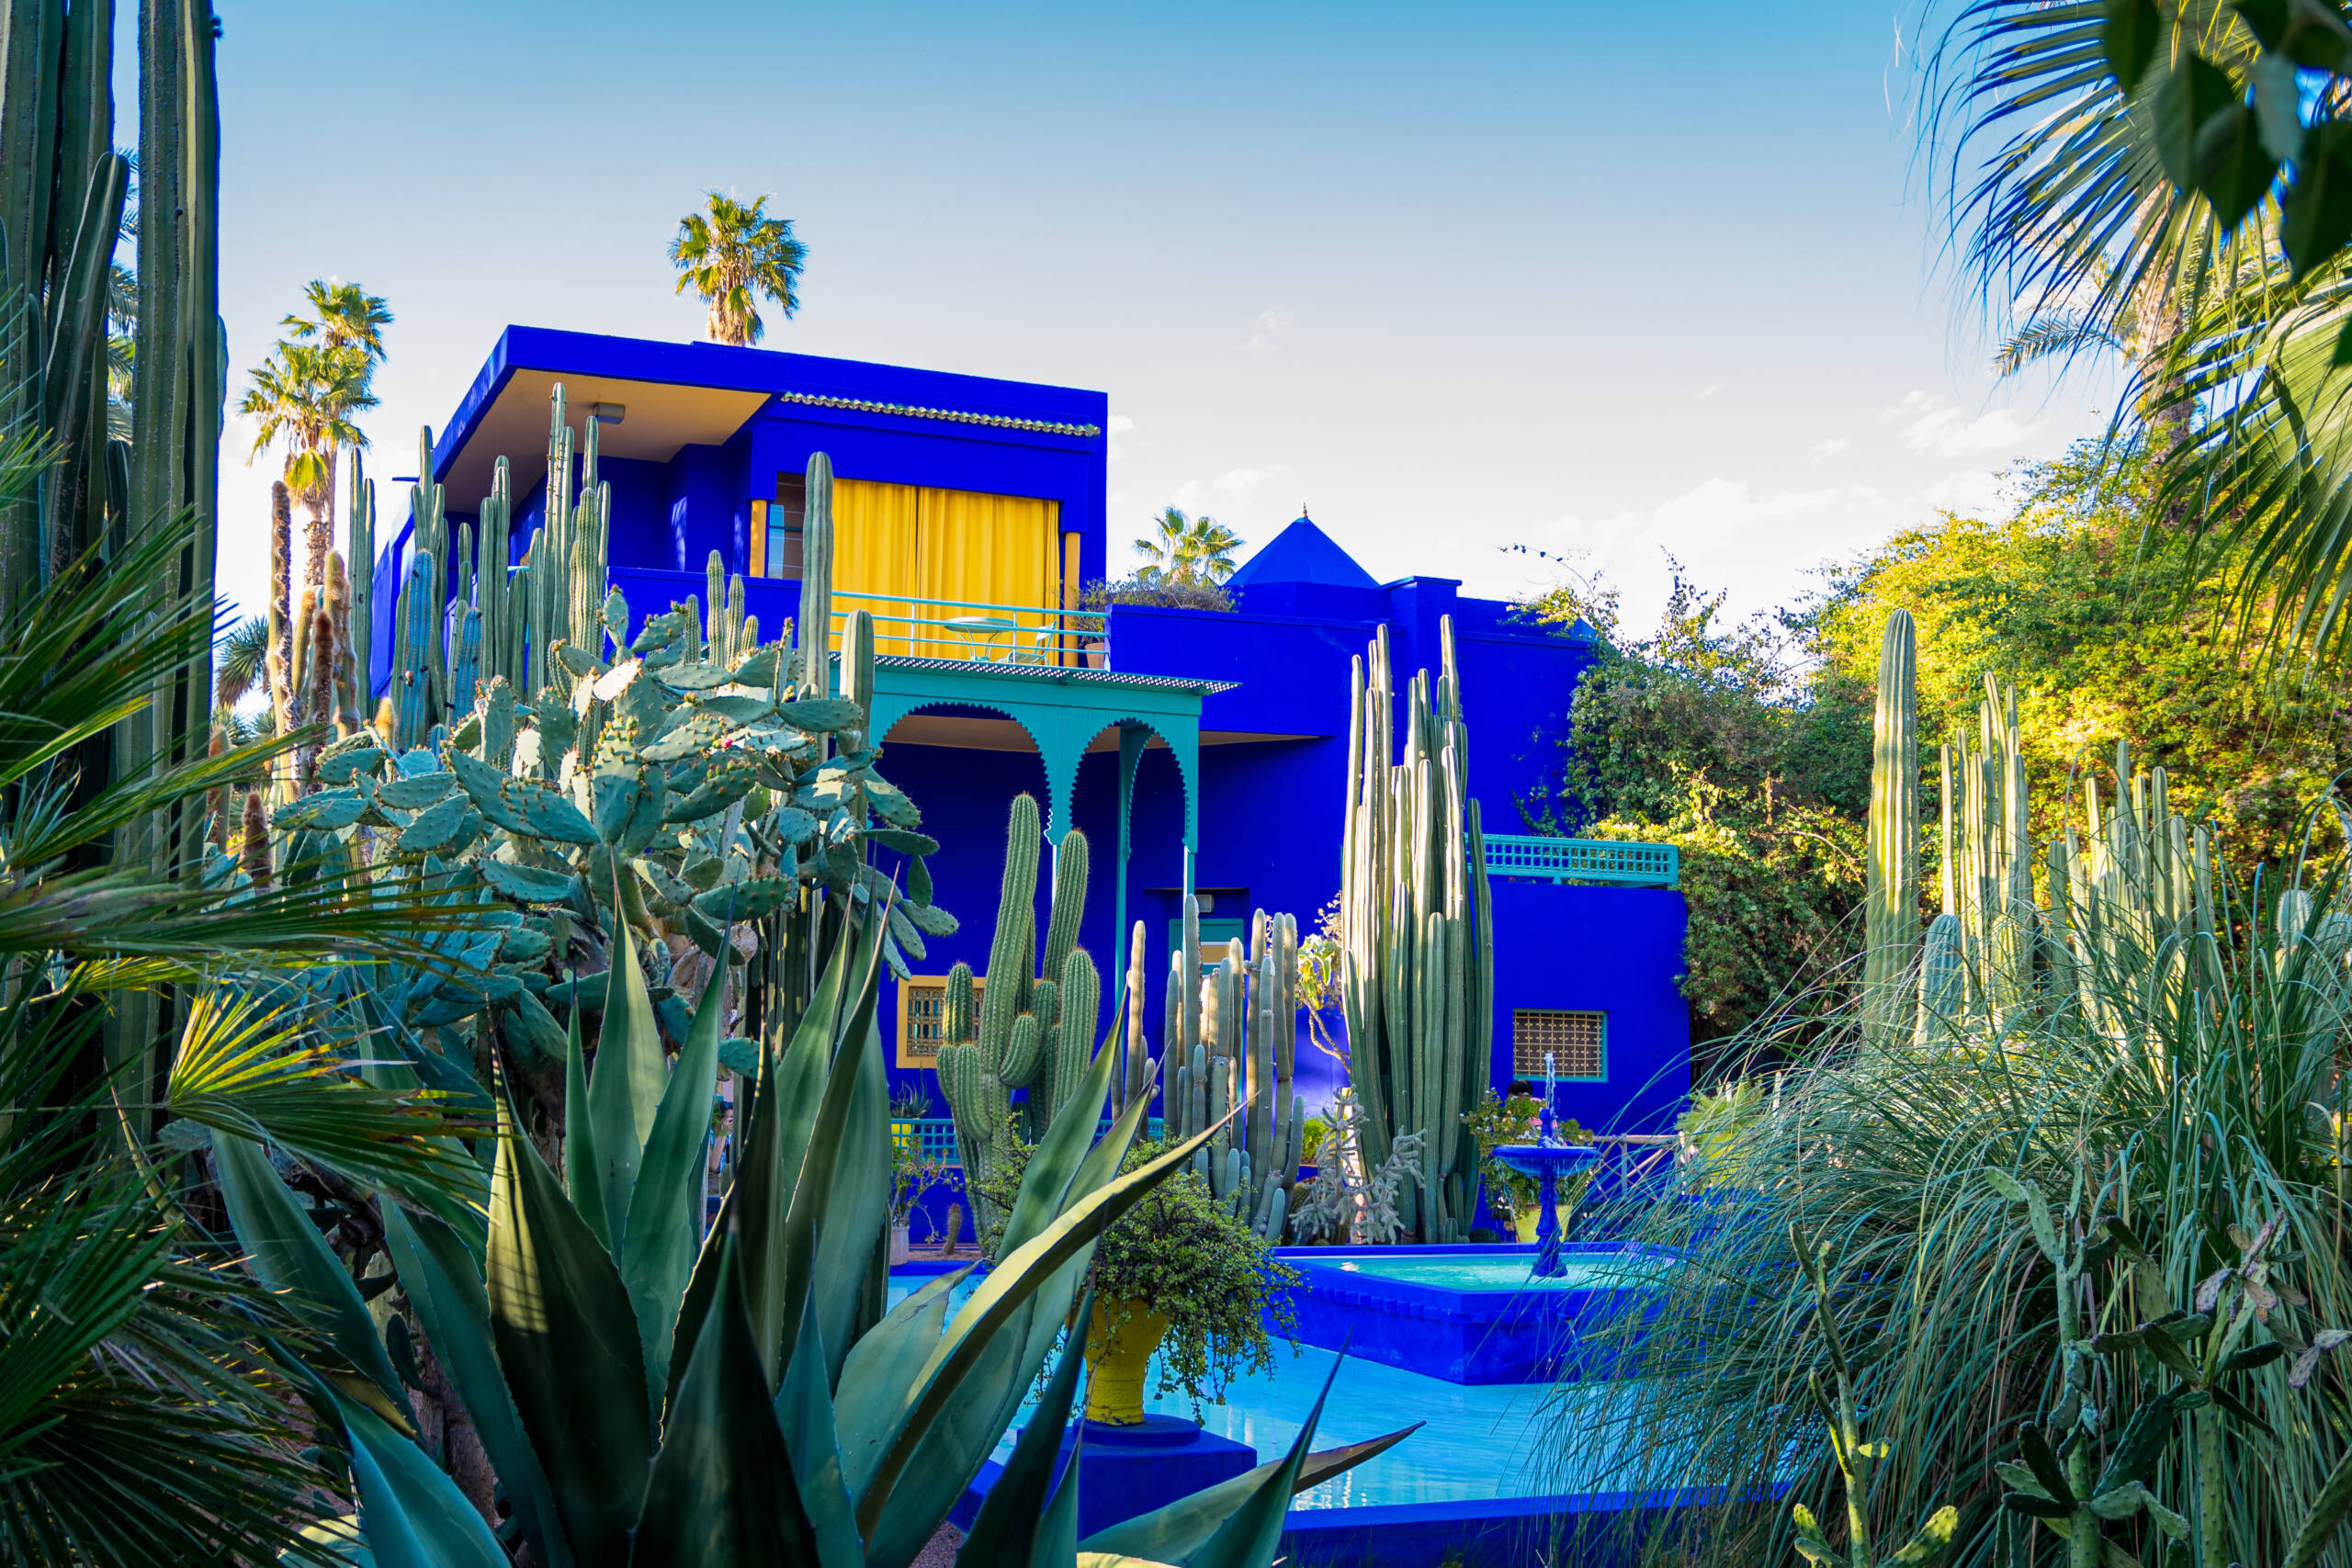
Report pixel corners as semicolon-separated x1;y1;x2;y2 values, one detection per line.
775;389;1101;438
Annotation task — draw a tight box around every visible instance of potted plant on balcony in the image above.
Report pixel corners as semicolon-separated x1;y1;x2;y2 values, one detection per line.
977;1135;1299;1423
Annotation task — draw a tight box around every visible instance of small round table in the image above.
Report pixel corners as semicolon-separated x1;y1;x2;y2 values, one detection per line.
944;614;1017;660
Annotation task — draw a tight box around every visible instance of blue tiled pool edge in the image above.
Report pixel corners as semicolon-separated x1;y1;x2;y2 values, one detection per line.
953;1458;1702;1568
1274;1242;1668;1384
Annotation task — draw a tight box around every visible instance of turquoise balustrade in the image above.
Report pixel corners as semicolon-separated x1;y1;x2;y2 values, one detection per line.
1481;834;1679;888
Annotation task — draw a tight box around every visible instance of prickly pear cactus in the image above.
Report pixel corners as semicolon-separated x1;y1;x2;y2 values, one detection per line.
209;389;956;1121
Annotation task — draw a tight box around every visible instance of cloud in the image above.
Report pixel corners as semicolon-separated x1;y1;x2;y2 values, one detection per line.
1107;412;1133;463
1213;466;1269;496
1883;389;2041;457
1244;308;1293;352
1697;382;1725;399
1911;467;2014;517
1649;478;1879;554
1806;435;1849;463
1167;466;1278;515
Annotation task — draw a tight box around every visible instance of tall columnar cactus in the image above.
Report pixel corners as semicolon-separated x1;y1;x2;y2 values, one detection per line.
1116;919;1149;1117
345;454;375;720
1338;617;1493;1243
932;795;1111;1213
1163;908;1306;1239
1861;608;1921;1049
798;452;835;695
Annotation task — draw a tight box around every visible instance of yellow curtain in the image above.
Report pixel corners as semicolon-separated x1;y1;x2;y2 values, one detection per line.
831;478;1058;659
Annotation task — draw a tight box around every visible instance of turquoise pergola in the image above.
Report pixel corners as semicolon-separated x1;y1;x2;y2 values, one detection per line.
851;654;1235;976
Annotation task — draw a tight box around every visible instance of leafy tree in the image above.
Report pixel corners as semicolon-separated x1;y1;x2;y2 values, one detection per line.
1815;437;2352;880
667;192;805;346
1518;558;1872;1054
1133;505;1243;585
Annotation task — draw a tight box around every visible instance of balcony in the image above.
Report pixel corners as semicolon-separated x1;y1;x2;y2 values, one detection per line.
830;591;1103;667
1482;834;1679;888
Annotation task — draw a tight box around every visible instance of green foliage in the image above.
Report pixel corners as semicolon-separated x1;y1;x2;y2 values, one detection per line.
1464;1088;1587;1223
1560;670;2352;1568
1079;573;1237;612
1815;439;2352;880
974;1134;1302;1412
1521;559;1871;1049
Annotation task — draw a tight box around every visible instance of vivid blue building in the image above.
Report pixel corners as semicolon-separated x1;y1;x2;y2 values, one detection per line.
379;327;1691;1142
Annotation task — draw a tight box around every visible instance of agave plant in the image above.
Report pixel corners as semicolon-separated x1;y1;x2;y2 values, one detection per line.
222;873;1408;1566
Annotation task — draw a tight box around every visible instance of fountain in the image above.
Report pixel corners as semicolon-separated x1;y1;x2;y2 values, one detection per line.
1488;1052;1600;1277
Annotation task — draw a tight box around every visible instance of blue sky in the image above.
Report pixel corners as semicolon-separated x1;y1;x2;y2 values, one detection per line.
198;0;2117;632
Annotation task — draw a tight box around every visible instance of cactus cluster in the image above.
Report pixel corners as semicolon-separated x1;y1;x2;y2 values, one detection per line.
1854;609;2233;1048
933;795;1102;1225
215;388;956;1097
1161;901;1306;1241
1338;616;1493;1243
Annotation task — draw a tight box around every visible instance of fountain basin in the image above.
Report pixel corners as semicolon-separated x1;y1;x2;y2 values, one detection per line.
1273;1243;1671;1385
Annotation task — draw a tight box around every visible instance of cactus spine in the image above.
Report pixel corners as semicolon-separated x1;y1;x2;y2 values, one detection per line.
1338;617;1493;1243
1862;608;1921;1049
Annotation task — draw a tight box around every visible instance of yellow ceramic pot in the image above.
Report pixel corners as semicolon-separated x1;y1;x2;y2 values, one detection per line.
1510;1206;1574;1245
1081;1299;1171;1426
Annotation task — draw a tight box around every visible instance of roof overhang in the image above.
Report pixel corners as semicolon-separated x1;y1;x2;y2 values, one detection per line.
441;367;769;507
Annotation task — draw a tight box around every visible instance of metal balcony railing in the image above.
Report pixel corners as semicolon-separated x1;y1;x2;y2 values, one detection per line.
893;1116;1165;1168
831;592;1106;668
1481;834;1679;888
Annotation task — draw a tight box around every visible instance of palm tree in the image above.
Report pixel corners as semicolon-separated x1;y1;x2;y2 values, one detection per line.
1133;506;1244;585
281;280;391;562
239;340;374;594
1916;4;2352;653
667;192;806;346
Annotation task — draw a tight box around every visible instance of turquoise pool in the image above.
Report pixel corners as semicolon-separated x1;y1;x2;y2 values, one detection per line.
1314;1253;1660;1292
886;1269;1616;1508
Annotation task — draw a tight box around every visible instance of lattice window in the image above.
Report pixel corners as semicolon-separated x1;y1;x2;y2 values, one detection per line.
897;974;985;1069
1512;1010;1606;1080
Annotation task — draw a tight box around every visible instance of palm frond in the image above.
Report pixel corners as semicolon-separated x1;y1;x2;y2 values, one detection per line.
163;989;487;1216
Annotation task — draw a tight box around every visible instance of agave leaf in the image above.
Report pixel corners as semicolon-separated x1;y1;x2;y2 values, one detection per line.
487;1075;653;1568
381;1206;572;1568
621;972;727;1407
775;1288;865;1568
835;1269;976;1497
562;1004;610;1252
1182;1348;1347;1568
332;1387;509;1568
854;1115;1226;1541
776;901;895;1388
1075;1423;1422;1562
667;924;859;1405
211;1129;406;1404
628;1240;827;1567
956;1292;1095;1568
808;979;893;1384
858;1055;1152;1566
586;906;665;1247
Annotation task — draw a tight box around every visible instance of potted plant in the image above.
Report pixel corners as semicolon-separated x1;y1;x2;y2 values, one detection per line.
1468;1086;1589;1242
978;1136;1299;1423
888;1085;955;1262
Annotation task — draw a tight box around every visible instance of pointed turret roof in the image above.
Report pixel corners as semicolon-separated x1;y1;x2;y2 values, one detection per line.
1226;513;1380;592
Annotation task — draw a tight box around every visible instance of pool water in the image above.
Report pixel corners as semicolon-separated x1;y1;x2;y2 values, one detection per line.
1314;1254;1657;1292
886;1270;1619;1508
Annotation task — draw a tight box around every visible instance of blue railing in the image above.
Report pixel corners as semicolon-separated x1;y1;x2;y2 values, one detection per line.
894;1115;1165;1168
1481;834;1679;888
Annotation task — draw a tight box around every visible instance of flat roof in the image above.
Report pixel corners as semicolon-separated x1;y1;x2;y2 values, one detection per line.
429;326;1110;510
